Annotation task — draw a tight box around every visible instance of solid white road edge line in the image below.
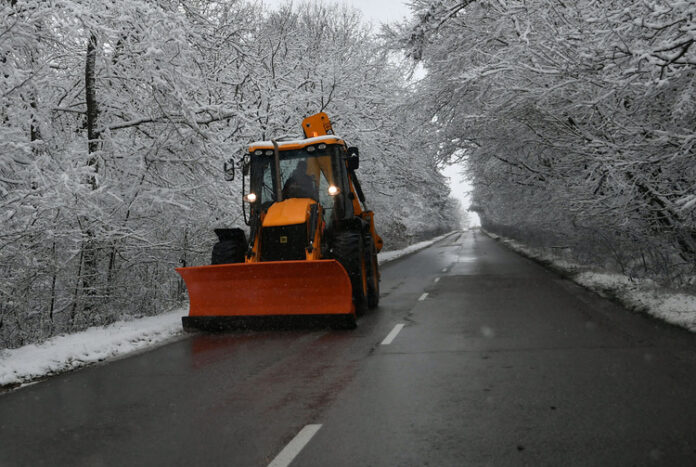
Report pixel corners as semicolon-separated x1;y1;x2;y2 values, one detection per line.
381;323;405;346
268;424;322;467
434;277;440;283
418;292;429;301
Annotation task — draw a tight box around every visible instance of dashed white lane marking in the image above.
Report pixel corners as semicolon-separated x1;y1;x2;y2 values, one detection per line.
268;424;322;467
381;324;405;346
434;277;440;283
441;267;448;273
418;292;429;301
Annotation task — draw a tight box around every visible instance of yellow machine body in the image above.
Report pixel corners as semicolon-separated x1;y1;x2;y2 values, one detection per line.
176;113;381;330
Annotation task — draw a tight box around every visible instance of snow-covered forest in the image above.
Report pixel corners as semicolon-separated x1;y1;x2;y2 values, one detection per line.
4;0;695;349
1;0;459;348
389;1;695;287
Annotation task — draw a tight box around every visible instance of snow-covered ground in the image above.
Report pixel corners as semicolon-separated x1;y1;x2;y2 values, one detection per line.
0;310;185;389
378;231;459;264
484;230;696;333
0;231;459;390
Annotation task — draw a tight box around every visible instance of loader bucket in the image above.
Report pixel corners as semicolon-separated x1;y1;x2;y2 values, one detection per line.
176;259;355;331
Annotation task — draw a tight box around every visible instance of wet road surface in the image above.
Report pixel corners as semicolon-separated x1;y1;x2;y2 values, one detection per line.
2;230;696;466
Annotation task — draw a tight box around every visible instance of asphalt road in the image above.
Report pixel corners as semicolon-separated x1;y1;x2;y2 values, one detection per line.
2;230;696;466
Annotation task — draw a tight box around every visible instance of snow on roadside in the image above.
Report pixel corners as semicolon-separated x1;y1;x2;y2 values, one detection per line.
484;230;696;333
0;309;185;389
574;272;696;331
378;230;460;264
1;231;459;390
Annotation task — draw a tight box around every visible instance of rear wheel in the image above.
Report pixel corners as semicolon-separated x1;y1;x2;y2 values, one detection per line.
366;246;380;309
362;231;380;309
211;228;247;265
331;230;368;316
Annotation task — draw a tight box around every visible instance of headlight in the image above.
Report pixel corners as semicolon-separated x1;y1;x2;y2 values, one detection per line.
244;193;257;203
328;185;340;196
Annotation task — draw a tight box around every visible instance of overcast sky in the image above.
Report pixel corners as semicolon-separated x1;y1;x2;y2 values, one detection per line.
261;0;476;225
262;0;412;24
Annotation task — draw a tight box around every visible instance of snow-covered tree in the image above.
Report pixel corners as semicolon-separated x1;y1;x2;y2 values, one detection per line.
0;0;459;348
390;0;695;283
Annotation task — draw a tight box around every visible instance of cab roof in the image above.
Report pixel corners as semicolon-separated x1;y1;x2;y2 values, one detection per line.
248;135;346;153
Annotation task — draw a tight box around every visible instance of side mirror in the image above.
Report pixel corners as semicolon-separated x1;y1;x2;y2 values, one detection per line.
347;147;360;171
223;158;235;181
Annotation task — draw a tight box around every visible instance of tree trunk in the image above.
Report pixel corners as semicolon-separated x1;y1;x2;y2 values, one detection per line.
85;32;100;180
81;31;100;316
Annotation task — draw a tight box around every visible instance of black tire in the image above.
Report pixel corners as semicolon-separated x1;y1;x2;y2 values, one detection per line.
211;228;247;264
365;237;380;309
330;229;368;316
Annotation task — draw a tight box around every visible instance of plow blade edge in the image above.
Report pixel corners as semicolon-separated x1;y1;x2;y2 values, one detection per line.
176;260;355;331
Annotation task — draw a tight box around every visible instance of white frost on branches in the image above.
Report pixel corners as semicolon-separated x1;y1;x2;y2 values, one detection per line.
388;0;696;288
0;0;459;348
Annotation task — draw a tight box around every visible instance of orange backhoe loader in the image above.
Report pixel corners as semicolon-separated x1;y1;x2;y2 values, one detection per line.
176;113;383;330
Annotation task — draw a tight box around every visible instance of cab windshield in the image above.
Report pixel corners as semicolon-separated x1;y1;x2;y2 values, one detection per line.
250;145;347;220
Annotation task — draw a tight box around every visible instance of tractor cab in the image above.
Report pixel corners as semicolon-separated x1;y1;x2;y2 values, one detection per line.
245;136;356;227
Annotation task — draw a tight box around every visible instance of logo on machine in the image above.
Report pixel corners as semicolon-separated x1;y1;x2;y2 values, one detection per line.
279;236;288;244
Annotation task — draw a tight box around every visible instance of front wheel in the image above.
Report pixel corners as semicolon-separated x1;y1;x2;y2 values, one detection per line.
330;230;368;316
211;228;247;264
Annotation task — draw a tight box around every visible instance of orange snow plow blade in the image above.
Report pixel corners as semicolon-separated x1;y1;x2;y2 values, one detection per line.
176;260;355;331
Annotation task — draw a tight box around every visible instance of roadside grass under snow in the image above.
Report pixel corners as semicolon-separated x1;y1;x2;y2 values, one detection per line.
0;231;459;390
484;230;696;333
0;310;185;389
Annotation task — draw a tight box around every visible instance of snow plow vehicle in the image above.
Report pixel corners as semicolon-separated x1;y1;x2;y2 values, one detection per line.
176;113;383;330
